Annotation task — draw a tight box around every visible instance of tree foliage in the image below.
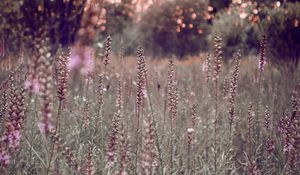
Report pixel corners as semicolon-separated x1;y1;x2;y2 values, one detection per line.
0;0;86;55
262;2;300;66
210;2;261;58
140;0;210;58
100;0;135;37
209;0;231;13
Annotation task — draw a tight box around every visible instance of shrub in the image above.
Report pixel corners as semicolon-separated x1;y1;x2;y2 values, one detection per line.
262;2;300;67
99;0;135;37
210;2;261;59
209;0;231;13
95;0;136;55
139;0;210;58
0;0;85;50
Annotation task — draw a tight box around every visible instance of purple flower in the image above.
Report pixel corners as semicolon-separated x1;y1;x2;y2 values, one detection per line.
24;78;40;94
69;45;94;75
38;122;53;134
0;151;10;166
266;138;275;154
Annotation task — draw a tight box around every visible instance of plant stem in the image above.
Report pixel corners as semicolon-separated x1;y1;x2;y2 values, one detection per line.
214;79;218;175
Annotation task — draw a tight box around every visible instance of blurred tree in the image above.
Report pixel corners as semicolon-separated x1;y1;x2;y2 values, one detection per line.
256;0;300;6
0;0;24;56
210;0;300;64
262;2;300;68
209;0;231;13
100;0;135;37
140;0;210;58
0;0;87;56
210;1;261;58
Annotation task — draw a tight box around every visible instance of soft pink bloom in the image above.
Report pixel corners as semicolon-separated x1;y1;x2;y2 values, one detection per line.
82;52;95;75
258;59;266;71
9;130;21;149
69;47;82;70
38;122;53;134
1;123;21;150
283;141;294;153
0;151;10;166
24;78;40;94
266;138;275;154
69;45;95;75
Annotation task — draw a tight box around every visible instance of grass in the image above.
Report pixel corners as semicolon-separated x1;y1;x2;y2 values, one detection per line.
0;50;299;175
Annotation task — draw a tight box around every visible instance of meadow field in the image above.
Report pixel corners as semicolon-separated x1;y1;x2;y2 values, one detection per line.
0;40;299;175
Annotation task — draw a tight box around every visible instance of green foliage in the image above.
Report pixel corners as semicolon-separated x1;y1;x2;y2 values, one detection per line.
0;0;24;54
0;0;86;55
262;2;300;66
210;3;261;58
96;0;136;55
256;0;300;6
100;0;135;37
209;0;231;13
140;0;210;58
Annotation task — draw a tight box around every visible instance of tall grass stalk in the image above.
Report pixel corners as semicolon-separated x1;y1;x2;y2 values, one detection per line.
134;47;147;174
255;35;267;148
213;36;223;175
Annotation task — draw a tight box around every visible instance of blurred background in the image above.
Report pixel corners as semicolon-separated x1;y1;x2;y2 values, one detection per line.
0;0;299;66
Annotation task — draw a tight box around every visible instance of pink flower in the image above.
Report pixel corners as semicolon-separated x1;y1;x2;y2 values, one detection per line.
266;138;275;154
0;151;10;166
9;130;21;149
1;123;20;149
24;78;40;94
69;48;82;70
69;45;95;75
38;122;53;134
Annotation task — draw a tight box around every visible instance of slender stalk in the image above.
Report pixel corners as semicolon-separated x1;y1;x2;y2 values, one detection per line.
145;73;164;175
170;117;174;174
27;94;37;166
134;48;146;174
45;100;63;175
214;79;218;175
55;100;63;136
135;108;141;175
212;36;222;175
255;35;266;150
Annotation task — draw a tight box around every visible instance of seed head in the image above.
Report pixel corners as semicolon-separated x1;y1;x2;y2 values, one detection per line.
141;114;157;175
57;48;70;104
103;35;112;66
228;51;241;127
136;47;147;112
258;35;267;72
213;36;223;82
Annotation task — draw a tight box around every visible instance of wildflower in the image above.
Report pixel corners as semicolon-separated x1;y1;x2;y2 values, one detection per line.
141;114;156;175
57;48;70;103
38;46;54;135
228;51;241;132
258;35;267;72
103;35;112;67
136;47;147;112
24;79;40;94
213;36;222;82
0;148;10;166
106;112;121;168
69;45;94;75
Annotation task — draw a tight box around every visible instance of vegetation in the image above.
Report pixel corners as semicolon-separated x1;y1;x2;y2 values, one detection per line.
262;2;300;67
210;2;261;58
140;0;210;58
